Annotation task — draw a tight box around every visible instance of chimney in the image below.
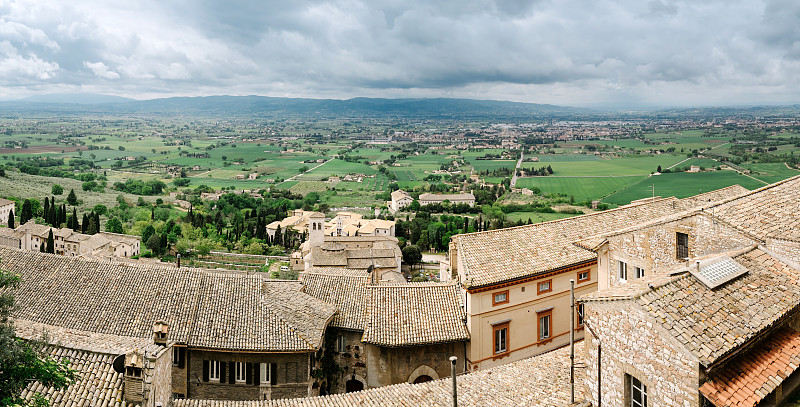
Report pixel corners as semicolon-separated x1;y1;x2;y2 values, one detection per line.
177;253;181;268
153;321;168;345
696;260;701;273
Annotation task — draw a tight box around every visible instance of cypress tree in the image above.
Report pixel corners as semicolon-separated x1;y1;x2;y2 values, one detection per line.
7;209;14;229
81;213;89;233
71;208;79;230
46;229;54;254
20;200;32;225
67;189;78;205
40;242;45;252
43;198;50;225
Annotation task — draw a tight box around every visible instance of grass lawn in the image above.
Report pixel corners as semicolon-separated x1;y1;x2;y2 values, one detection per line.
603;171;765;205
516;175;647;202
744;163;800;184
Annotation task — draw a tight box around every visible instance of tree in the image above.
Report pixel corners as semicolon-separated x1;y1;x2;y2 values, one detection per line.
146;233;162;255
141;225;156;248
402;245;423;270
20;200;32;225
105;218;123;234
7;209;13;229
46;229;54;254
67;189;78;206
0;266;76;405
657;165;662;173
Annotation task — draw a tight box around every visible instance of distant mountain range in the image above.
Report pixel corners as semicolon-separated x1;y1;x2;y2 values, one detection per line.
2;94;592;119
3;93;800;120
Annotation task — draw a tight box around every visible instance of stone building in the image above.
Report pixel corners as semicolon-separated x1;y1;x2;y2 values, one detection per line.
389;190;413;213
4;220;141;258
0;197;14;224
580;246;800;407
324;212;396;237
448;185;750;371
299;268;468;394
418;192;475;207
1;247;336;402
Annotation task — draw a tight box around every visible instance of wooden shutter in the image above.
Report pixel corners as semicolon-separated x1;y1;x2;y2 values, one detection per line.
229;362;236;384
254;363;261;385
178;348;185;369
270;363;277;385
202;360;209;382
220;361;227;382
246;362;253;384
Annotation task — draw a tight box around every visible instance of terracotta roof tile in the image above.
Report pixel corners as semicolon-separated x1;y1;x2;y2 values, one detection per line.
700;327;800;407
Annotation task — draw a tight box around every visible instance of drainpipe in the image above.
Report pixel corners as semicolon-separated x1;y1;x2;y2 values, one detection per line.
570;279;575;404
450;356;458;407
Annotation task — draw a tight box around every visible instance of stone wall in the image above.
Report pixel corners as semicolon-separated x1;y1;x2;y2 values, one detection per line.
149;346;173;407
604;213;759;286
186;349;311;401
364;341;466;388
331;329;369;394
171;347;188;398
582;300;700;407
766;239;800;265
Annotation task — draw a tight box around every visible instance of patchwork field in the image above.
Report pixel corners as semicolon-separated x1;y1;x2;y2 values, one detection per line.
516;175;647;202
603;171;766;205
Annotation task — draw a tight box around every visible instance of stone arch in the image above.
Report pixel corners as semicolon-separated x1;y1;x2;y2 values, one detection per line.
407;365;439;384
338;373;367;394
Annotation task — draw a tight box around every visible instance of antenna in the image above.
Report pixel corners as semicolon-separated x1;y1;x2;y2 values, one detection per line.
648;184;655;202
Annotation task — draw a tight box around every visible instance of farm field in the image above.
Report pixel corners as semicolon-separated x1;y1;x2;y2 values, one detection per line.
515;175;647;202
545;156;685;176
504;211;578;223
744;163;800;184
603;171;766;205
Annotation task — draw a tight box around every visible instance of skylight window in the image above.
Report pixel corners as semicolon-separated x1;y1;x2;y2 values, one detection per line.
690;257;748;289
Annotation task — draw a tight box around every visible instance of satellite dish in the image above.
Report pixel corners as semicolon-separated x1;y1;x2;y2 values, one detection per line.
113;355;125;374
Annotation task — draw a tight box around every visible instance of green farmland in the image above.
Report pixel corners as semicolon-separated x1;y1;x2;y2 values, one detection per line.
603;171;766;205
516;175;647;202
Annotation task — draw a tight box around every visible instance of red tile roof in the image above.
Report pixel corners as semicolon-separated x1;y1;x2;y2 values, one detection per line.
700;327;800;407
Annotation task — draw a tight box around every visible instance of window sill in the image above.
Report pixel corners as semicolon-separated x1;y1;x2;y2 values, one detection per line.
492;351;510;361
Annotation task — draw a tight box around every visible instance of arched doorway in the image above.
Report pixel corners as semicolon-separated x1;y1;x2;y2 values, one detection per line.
345;379;364;393
413;375;434;384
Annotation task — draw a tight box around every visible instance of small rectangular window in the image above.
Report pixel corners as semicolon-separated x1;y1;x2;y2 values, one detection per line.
577;303;584;327
618;261;628;282
630;375;648;407
209;360;220;381
493;322;509;355
335;335;347;353
577;270;590;283
538;310;552;340
676;232;689;259
260;362;271;384
635;267;645;279
492;290;509;305
235;362;246;383
537;279;552;295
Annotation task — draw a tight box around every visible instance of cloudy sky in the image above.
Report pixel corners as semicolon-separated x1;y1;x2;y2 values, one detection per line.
1;0;799;107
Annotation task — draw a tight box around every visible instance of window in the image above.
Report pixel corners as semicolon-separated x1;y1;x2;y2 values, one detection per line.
618;261;628;282
577;303;584;327
577;270;590;283
336;335;347;353
260;363;271;384
172;347;185;368
209;360;220;381
635;267;645;279
492;290;509;305
492;322;509;355
537;279;552;295
676;232;689;259
629;375;648;407
235;362;246;383
538;310;552;341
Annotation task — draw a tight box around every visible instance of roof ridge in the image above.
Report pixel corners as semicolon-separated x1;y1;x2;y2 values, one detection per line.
452;197;678;239
705;174;800;210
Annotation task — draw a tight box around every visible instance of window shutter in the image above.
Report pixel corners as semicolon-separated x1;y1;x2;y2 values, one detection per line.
254;363;261;385
202;360;209;382
220;361;227;383
178;348;185;369
246;362;253;384
229;362;236;384
270;363;277;385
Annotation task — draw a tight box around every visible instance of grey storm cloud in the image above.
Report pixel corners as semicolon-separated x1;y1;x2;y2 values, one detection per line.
0;0;799;106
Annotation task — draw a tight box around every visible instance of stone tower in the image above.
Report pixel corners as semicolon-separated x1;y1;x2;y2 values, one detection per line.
309;212;325;248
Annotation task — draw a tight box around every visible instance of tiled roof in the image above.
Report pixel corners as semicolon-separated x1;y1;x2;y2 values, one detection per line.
583;247;800;366
675;184;749;210
453;198;686;288
300;269;371;331
0;197;14;206
19;345;128;407
362;283;469;347
699;327;800;407
173;341;585;407
709;176;800;242
0;247;335;352
391;190;411;201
